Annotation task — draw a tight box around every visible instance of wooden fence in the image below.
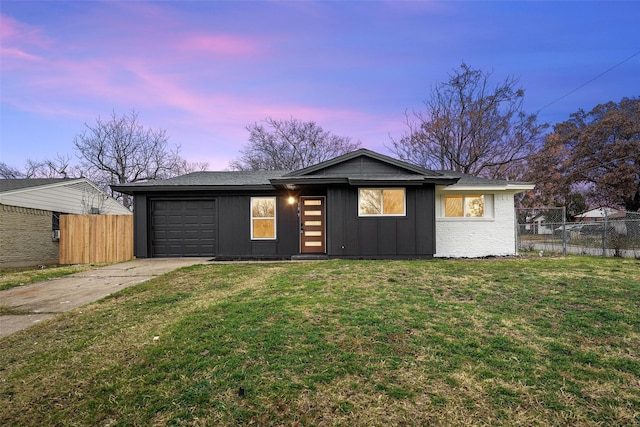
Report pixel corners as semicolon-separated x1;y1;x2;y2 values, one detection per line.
60;214;134;264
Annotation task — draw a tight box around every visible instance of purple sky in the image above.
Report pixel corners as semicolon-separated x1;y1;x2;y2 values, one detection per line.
2;1;639;171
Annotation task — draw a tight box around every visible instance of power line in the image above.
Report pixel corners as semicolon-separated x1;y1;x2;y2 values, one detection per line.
536;49;640;114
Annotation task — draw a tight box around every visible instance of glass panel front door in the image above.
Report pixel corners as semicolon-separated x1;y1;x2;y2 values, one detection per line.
300;197;326;253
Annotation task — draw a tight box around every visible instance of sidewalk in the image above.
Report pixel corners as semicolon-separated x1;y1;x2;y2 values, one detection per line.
0;258;210;339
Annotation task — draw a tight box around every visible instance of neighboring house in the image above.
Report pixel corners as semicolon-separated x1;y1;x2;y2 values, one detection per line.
0;178;131;268
112;149;533;260
576;209;638;236
523;213;554;235
574;207;621;223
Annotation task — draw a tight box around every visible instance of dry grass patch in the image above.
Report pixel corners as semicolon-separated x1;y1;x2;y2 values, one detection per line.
0;263;104;291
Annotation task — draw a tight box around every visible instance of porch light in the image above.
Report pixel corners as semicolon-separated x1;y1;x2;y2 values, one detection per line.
287;196;296;205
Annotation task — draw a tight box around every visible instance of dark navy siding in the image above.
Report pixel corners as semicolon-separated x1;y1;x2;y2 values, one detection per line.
133;191;299;259
325;185;435;258
307;156;414;176
216;194;298;259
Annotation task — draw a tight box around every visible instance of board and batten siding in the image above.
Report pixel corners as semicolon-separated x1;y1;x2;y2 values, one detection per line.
434;191;518;258
326;185;436;258
214;193;299;258
307;156;412;176
134;192;299;259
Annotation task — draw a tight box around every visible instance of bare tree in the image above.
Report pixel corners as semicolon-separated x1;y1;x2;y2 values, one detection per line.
2;111;207;209
74;109;206;209
230;117;361;171
0;154;79;179
389;63;547;179
0;162;24;178
28;154;81;178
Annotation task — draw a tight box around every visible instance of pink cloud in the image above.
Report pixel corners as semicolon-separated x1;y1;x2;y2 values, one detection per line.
88;61;396;148
2;20;400;153
180;34;262;57
0;14;50;65
59;2;266;62
2;14;24;39
1;47;41;62
1;4;405;170
2;5;271;111
0;14;50;47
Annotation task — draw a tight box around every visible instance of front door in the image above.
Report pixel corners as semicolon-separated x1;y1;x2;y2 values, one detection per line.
300;196;326;253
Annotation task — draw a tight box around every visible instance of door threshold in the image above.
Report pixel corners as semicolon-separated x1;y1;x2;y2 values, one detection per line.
291;254;329;261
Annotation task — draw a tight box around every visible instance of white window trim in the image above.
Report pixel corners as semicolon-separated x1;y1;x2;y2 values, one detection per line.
250;197;277;240
358;188;407;217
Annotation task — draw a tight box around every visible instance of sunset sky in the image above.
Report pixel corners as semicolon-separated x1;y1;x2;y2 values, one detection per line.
2;1;639;171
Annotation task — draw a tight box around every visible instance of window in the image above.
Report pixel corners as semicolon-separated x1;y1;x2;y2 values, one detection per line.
251;197;276;239
444;195;485;217
359;188;406;216
52;211;61;241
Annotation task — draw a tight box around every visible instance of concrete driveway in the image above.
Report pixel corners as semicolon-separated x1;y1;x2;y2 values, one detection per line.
0;258;211;339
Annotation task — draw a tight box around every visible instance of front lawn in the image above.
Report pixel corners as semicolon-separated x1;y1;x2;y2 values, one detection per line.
1;258;639;426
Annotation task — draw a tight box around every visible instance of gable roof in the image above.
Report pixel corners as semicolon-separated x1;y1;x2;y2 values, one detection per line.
0;178;70;193
284;148;442;177
0;178;131;215
271;148;460;187
111;148;535;194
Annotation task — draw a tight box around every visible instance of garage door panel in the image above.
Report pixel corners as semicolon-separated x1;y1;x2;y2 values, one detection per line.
151;199;217;257
183;216;201;225
152;216;167;225
153;230;167;239
167;245;184;254
184;201;201;209
183;245;202;255
168;215;184;225
168;230;184;239
153;246;168;257
184;244;215;255
153;201;169;211
200;230;215;239
184;230;201;239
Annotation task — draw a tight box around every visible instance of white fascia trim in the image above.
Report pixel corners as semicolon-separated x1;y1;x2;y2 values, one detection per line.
437;184;535;192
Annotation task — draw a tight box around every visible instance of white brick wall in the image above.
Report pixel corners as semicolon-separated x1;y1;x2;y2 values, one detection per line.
435;192;518;258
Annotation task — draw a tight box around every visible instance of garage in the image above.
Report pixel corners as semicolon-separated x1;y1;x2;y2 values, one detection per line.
150;199;216;257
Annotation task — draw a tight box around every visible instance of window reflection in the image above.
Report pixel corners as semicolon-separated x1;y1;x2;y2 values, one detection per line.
251;197;276;239
358;188;406;216
444;195;485;217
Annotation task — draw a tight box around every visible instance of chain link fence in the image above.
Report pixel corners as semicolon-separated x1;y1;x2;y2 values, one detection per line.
517;208;640;258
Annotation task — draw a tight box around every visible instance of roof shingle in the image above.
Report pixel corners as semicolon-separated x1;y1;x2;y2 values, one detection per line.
0;178;72;193
112;171;289;189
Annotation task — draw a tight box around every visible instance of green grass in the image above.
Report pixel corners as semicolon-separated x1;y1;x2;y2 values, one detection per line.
1;257;639;426
0;264;104;291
